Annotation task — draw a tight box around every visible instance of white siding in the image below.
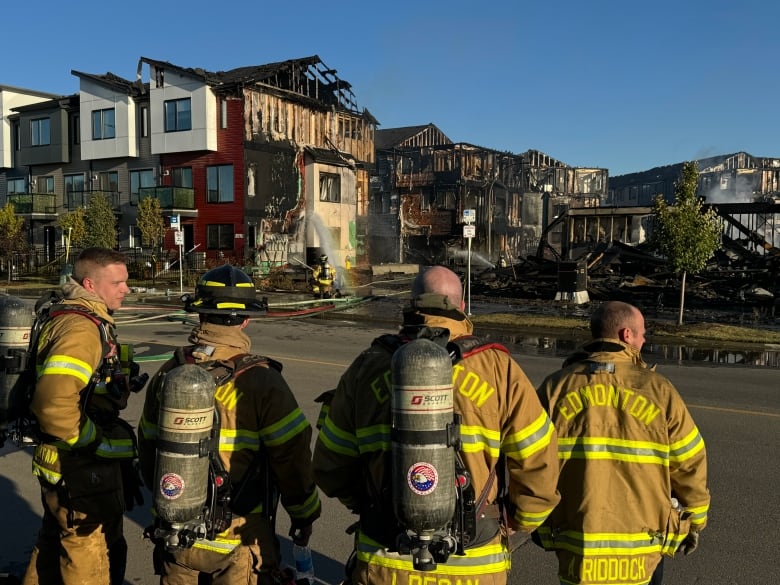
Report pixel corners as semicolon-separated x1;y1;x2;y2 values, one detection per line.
148;67;217;154
79;78;137;160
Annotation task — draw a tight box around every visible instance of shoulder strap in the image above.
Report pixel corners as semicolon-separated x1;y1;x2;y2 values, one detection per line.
371;333;406;355
447;336;510;363
46;305;115;358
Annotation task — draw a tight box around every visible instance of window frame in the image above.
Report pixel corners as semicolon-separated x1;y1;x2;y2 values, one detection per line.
206;224;235;250
8;178;26;193
91;108;116;140
207;165;234;203
140;106;149;138
130;169;155;205
173;167;193;188
31;117;51;146
319;172;341;203
164;98;192;132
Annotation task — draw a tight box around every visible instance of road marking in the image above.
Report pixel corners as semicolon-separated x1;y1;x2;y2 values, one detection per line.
265;354;349;368
690;403;780;418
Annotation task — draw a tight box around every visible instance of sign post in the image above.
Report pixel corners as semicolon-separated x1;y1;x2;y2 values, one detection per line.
462;209;476;316
172;215;183;293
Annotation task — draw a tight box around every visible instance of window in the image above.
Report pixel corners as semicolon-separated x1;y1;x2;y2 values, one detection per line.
207;224;234;250
319;172;341;203
140;106;148;138
95;171;118;192
220;99;228;129
128;225;142;249
65;174;85;193
31;118;50;146
65;174;86;209
207;165;234;202
8;178;26;193
72;115;80;144
130;169;155;204
164;98;191;132
40;176;55;193
92;108;116;140
173;167;193;188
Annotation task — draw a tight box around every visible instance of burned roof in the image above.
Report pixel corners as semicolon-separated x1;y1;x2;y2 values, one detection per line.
139;55;364;114
71;70;146;96
375;123;451;150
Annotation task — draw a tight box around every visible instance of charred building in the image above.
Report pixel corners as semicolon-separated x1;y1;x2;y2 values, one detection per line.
369;124;608;267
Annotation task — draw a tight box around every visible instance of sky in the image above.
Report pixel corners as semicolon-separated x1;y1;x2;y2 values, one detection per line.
5;0;779;176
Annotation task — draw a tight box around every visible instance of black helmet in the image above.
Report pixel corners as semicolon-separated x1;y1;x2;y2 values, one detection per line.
183;265;267;322
320;254;328;262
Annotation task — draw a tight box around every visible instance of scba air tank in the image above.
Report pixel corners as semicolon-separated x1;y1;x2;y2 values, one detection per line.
391;338;456;538
0;295;33;443
154;364;216;526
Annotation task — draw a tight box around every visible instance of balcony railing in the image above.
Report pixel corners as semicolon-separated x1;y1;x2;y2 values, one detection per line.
67;190;120;211
7;192;57;214
138;187;196;209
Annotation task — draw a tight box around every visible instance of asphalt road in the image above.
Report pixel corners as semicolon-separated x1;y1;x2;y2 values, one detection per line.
1;310;778;584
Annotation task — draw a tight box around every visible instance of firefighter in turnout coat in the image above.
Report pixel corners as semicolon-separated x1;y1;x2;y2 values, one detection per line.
138;265;321;585
314;265;561;585
536;301;710;585
23;248;141;585
311;255;334;299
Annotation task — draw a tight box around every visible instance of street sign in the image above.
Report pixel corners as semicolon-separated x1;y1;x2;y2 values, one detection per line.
463;208;476;224
170;214;180;230
174;230;184;246
463;224;476;238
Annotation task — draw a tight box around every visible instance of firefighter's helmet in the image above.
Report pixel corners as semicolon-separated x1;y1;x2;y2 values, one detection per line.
183;265;267;323
320;254;328;263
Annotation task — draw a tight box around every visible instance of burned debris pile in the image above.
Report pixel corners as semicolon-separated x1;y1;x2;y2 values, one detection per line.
466;240;779;325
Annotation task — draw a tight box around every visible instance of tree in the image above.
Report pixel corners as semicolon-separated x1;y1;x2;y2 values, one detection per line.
652;161;721;325
136;196;166;250
58;208;87;263
0;203;27;283
82;193;117;249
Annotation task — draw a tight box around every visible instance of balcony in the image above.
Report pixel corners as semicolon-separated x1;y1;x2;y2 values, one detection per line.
138;187;197;216
8;193;57;216
67;190;120;212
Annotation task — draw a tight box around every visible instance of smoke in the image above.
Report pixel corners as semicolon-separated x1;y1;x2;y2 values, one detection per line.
703;173;755;204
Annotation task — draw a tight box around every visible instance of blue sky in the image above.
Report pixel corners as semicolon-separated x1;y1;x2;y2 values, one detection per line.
6;0;778;176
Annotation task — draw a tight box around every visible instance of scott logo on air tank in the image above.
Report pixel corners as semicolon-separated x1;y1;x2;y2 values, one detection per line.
410;394;451;405
172;416;208;426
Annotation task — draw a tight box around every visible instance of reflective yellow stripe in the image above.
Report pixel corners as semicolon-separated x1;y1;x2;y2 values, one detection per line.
356;534;510;574
669;427;705;463
558;436;670;465
41;354;93;384
537;528;664;556
32;464;62;485
216;302;246;310
191;531;241;554
514;506;555;529
64;418;98;448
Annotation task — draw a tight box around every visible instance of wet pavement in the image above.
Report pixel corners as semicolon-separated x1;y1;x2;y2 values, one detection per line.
322;290;780;369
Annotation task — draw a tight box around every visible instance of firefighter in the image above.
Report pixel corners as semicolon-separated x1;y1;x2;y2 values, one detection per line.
314;265;561;585
311;254;334;299
22;247;144;585
536;301;710;585
138;264;321;585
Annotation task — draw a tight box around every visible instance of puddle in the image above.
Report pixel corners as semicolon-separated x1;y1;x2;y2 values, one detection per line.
478;330;780;369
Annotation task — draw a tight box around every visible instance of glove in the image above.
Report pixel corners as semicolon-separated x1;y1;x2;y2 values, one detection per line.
289;524;313;547
679;530;699;555
120;459;144;511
